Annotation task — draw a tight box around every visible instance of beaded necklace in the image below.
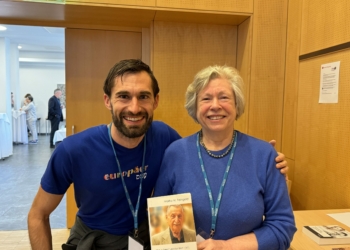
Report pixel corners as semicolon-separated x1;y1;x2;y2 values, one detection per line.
199;130;235;158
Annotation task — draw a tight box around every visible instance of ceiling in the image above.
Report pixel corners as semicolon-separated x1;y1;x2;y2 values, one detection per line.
0;24;64;52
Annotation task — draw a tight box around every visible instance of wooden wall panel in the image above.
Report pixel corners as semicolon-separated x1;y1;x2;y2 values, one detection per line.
293;51;350;210
142;28;151;66
152;21;238;137
0;1;155;29
282;0;302;161
248;0;288;150
157;0;253;14
66;0;155;7
236;17;252;133
300;0;350;54
154;11;249;26
0;1;250;29
65;28;142;227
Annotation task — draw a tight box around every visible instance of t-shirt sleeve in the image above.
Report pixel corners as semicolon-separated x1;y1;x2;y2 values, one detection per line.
40;142;73;195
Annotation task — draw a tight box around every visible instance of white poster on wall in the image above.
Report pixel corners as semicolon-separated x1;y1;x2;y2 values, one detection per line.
319;61;340;103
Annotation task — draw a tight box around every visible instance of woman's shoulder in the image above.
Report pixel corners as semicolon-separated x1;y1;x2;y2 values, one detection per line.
236;131;275;152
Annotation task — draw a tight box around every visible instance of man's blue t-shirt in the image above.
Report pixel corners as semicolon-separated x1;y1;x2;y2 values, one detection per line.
41;121;180;235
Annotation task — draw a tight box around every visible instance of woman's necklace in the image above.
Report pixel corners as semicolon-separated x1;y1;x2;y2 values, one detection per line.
199;130;235;158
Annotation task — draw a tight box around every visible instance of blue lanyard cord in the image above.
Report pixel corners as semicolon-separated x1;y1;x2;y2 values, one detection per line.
196;131;237;238
108;124;146;237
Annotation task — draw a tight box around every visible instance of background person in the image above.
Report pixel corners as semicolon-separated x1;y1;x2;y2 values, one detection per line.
21;95;38;144
154;65;296;250
22;93;34;135
11;92;15;109
152;204;196;245
22;93;32;107
48;89;63;148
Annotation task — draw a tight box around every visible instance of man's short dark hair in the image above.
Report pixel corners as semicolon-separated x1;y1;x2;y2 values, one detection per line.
103;59;159;98
27;96;33;102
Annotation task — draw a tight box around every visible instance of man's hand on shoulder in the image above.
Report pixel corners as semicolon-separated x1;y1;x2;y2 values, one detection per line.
269;140;289;180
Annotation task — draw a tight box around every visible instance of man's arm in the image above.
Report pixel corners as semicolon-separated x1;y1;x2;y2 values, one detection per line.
269;140;289;179
28;185;64;250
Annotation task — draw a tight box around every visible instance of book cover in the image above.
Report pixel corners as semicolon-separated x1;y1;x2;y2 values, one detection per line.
302;225;350;245
147;193;197;250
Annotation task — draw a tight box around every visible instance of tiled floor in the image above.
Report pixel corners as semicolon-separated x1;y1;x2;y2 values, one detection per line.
0;134;66;232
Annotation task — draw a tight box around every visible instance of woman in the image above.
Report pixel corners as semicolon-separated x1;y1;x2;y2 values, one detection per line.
153;65;296;249
21;95;38;144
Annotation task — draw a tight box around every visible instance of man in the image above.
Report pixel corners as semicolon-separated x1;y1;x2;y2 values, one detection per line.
48;89;63;148
28;59;288;250
152;205;196;245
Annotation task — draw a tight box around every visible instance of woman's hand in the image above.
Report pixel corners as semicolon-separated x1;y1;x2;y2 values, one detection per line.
198;233;258;250
197;239;232;250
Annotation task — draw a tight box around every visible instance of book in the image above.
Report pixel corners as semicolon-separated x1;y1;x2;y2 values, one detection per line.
147;193;197;250
302;225;350;245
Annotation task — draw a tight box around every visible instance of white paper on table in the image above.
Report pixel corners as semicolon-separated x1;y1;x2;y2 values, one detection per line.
327;212;350;227
319;61;340;103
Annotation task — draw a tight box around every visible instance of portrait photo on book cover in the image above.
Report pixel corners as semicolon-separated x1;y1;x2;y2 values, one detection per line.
149;203;196;246
324;225;349;237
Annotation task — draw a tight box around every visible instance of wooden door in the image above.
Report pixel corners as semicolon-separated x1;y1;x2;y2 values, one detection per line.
65;28;142;227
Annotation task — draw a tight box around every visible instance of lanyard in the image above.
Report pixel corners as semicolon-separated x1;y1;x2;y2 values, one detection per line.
108;124;146;237
196;131;237;238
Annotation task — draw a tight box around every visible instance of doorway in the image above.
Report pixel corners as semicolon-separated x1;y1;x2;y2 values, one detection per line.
0;24;66;230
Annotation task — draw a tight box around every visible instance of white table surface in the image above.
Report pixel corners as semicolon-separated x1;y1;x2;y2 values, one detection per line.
53;128;66;145
12;110;28;144
0;113;13;159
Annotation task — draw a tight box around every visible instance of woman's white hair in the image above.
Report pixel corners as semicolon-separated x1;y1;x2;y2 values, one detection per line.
185;65;245;123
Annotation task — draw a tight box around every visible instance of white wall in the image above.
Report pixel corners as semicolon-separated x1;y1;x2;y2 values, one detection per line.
0;38;11;116
19;52;65;133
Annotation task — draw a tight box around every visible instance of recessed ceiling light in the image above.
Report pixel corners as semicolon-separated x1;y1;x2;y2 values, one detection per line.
0;25;7;31
18;45;22;49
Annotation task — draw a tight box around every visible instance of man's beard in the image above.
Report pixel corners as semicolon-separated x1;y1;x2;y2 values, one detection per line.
111;107;153;138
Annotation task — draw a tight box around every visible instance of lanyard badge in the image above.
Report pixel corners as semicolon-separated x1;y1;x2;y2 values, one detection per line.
108;124;146;244
196;131;237;238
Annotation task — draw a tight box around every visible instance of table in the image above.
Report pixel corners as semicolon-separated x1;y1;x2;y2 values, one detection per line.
0;113;13;159
291;209;350;250
12;110;28;144
53;127;66;145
